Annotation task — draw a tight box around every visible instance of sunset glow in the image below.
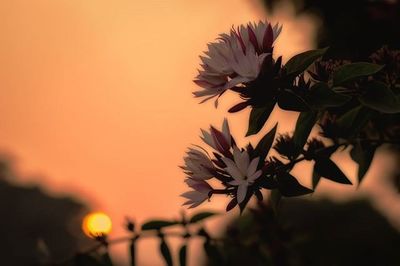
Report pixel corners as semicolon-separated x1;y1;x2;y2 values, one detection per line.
82;212;112;237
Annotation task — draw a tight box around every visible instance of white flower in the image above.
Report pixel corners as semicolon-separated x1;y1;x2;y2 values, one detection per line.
181;179;212;208
200;118;232;153
193;21;282;105
222;147;262;204
182;148;214;180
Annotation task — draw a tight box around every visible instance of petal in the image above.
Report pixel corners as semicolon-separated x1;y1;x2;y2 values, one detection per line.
247;157;260;177
221;157;244;180
236;183;248;204
248;170;262;183
222;118;231;146
233;147;250;175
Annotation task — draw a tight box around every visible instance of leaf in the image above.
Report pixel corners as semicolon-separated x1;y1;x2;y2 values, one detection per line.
179;244;187;266
277;172;313;197
277;89;310;112
312;168;321;189
160;239;173;266
246;102;276;136
141;220;178;231
335;106;375;138
314;158;352;185
333;62;384;86
284;47;329;76
350;142;377;184
226;198;238;212
189;211;218;223
293;111;317;152
307;83;351;109
358;81;400;113
254;123;278;161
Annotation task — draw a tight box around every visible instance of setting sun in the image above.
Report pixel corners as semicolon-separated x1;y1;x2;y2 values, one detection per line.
82;212;112;238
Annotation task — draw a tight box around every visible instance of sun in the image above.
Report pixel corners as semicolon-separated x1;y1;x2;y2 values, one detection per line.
82;212;112;238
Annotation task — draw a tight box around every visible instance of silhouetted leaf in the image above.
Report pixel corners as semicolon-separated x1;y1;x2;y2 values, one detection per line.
277;89;310;111
307;83;351;109
179;244;187;266
314;158;352;184
254;123;278;161
160;239;173;266
189;212;218;223
141;220;178;231
312;167;322;189
335;105;375;137
226;198;238;212
350;142;377;184
359;81;400;113
246;102;276;136
293;111;317;152
333;62;384;86
285;47;329;76
277;172;313;197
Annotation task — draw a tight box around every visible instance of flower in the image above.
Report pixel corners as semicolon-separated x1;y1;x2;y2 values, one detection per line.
193;21;282;105
222;147;262;203
181;179;213;208
200;118;232;155
182;148;214;180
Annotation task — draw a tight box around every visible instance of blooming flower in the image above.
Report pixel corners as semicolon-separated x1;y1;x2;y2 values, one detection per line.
200;118;232;154
182;148;214;180
193;21;282;105
181;179;213;208
222;147;262;203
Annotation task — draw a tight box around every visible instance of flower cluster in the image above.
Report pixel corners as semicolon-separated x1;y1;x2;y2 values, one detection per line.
193;21;282;106
181;119;267;209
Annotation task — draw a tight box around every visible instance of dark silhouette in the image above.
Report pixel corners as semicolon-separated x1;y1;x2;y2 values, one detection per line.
0;158;93;266
219;198;400;266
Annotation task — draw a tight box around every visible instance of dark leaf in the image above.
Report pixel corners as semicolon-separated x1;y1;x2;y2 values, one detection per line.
246;102;276;136
314;158;352;185
254;123;278;160
358;80;400;113
307;83;351;109
312;167;322;189
277;172;313;197
228;101;249;113
277;89;310;111
160;239;173;266
284;47;329;76
189;211;218;223
141;220;178;231
179;244;187;266
333;62;384;86
293;111;317;153
335;106;375;138
226;198;238;212
350;142;377;184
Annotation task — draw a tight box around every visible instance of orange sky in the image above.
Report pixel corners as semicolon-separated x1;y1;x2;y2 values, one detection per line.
1;0;398;265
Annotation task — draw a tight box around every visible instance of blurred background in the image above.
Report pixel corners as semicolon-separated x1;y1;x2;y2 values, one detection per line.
0;0;399;265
